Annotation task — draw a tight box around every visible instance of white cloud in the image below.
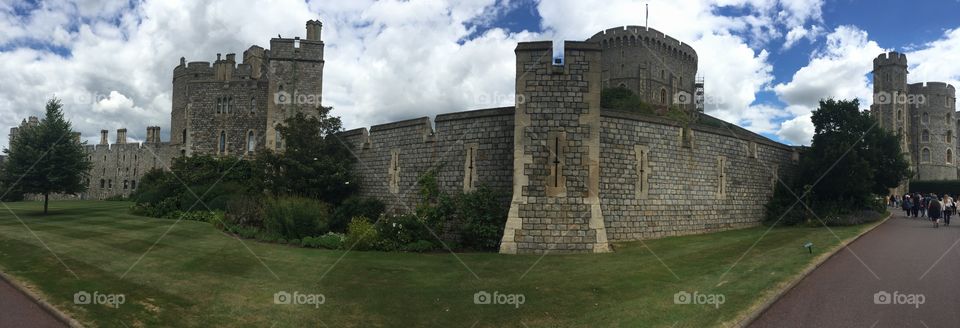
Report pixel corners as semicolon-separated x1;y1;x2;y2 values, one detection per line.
772;25;885;145
907;27;960;91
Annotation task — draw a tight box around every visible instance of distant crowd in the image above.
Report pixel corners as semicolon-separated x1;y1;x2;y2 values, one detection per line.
890;194;956;228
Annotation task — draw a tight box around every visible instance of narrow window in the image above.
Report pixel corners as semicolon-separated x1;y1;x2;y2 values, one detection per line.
388;149;401;194
660;89;667;104
948;149;954;164
100;179;105;188
922;129;930;142
463;143;479;192
123;180;128;190
216;98;222;114
749;142;758;158
182;129;187;144
219;131;226;154
635;145;650;199
108;179;113;189
247;131;256;152
132;180;137;190
948;130;953;143
275;129;282;149
546;132;566;197
717;156;727;199
922;148;931;163
250;97;256;113
922;112;929;124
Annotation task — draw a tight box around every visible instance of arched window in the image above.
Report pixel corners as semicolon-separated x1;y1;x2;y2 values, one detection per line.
216;98;222;114
182;129;187;144
275;129;282;149
247;131;256;152
660;89;667;104
250;97;256;113
897;110;903;121
948;130;953;143
922;148;931;163
922;112;929;124
948;149;954;164
922;129;930;142
219;131;226;154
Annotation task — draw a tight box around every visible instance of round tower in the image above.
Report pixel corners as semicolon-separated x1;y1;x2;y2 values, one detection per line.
909;82;957;180
586;26;698;111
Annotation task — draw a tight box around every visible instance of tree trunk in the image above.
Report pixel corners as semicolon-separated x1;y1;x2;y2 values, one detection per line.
43;193;49;215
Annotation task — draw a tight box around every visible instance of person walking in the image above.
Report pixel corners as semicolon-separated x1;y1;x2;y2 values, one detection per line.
945;195;956;226
912;194;921;218
903;195;913;217
920;194;929;218
930;194;943;228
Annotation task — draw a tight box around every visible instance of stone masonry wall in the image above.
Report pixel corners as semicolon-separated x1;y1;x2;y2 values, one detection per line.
598;111;797;241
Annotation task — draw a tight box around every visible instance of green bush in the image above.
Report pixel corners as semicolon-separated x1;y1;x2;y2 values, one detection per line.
457;187;509;251
262;196;331;240
300;233;345;249
104;195;128;201
160;210;224;223
376;213;436;252
345;217;378;251
225;196;265;228
330;197;385;233
401;240;437;253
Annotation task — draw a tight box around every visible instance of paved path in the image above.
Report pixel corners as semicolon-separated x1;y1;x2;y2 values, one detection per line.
751;211;960;328
0;276;67;328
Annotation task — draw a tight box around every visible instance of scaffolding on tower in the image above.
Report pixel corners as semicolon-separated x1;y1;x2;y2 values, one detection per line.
694;76;705;113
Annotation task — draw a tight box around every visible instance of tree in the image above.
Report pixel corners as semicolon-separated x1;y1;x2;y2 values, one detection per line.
256;106;356;204
600;86;653;114
799;99;910;208
1;98;92;214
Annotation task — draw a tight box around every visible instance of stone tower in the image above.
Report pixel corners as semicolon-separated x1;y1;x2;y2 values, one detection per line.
499;41;611;254
909;82;957;180
870;52;911;193
586;26;698;111
265;20;326;150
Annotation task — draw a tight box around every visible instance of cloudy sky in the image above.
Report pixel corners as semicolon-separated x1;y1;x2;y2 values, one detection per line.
1;0;959;148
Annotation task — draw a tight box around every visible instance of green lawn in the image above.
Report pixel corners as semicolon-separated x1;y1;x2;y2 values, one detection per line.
0;201;877;327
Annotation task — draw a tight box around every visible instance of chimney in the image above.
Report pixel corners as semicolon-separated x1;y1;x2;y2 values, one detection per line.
100;130;109;145
154;127;162;144
226;53;236;62
116;128;127;145
217;53;222;61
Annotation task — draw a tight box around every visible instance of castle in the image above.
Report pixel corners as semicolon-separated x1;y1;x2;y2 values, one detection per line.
8;22;804;254
870;52;958;192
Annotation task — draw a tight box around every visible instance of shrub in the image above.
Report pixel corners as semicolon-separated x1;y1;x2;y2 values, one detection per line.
330;197;385;233
456;187;509;251
104;195;128;201
402;240;437;253
290;238;301;246
225;195;265;228
262;196;331;240
375;213;436;251
316;233;345;249
345;217;378;251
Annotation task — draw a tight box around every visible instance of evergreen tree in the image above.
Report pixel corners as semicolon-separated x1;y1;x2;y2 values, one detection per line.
2;98;92;214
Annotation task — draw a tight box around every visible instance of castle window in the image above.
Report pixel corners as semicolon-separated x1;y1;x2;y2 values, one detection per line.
948;130;953;143
948;149;954;164
108;179;113;189
463;143;479;192
635;145;650;199
661;70;665;79
250;97;256;113
275;130;282;149
922;148;931;163
388;149;401;194
922;129;930;142
948;113;953;121
716;156;727;199
228;97;233;114
123;180;128;190
219;131;226;154
100;179;105;188
131;180;137;190
216;98;222;114
897;110;902;121
660;89;667;104
922;112;929;124
247;131;256;153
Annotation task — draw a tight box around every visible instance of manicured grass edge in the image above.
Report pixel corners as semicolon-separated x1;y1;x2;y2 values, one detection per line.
727;211;893;327
0;269;85;328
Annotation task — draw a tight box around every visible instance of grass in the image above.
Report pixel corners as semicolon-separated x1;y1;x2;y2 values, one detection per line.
0;201;878;327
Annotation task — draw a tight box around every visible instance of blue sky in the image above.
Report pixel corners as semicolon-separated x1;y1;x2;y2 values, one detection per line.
0;0;958;148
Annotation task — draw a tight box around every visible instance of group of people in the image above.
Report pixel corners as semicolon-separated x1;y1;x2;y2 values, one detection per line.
891;193;958;228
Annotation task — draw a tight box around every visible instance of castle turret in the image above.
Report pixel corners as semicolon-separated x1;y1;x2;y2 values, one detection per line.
908;82;957;181
306;20;323;41
265;20;326;151
870;52;910;194
100;130;109;145
116;128;127;145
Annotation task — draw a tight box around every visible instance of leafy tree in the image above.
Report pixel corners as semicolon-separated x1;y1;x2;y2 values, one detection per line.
1;98;92;214
799;99;910;208
256;106;356;204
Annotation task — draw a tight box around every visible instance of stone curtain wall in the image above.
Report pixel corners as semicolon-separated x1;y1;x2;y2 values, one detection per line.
340;107;516;213
598;111;797;241
83;135;181;200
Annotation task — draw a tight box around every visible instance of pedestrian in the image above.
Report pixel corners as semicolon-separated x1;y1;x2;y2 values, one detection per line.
920;194;929;218
929;194;943;228
945;195;956;226
912;194;921;218
903;195;912;217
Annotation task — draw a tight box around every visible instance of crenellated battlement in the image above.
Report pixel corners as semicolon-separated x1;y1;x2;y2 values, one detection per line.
587;26;697;62
874;51;908;68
